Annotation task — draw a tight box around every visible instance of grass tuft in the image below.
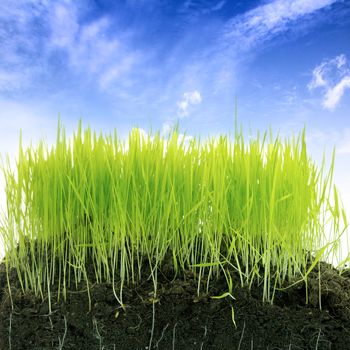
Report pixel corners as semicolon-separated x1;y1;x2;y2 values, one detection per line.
0;120;348;312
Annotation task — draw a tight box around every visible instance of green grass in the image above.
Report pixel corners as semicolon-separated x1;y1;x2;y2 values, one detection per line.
0;121;348;312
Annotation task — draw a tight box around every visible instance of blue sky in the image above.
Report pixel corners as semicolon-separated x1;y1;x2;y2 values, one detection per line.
0;0;349;136
0;0;350;254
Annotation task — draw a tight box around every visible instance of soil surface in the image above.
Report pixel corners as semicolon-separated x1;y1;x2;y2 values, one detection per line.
1;255;350;350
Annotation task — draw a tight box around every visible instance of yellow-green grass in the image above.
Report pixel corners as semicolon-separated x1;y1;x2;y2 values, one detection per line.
0;121;348;312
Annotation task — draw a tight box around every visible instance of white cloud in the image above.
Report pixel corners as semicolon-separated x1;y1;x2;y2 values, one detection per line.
322;76;350;110
211;1;226;12
177;90;202;118
50;2;79;48
180;0;226;16
47;2;141;90
161;90;201;141
162;123;172;135
308;54;347;90
161;122;194;146
308;54;350;110
0;0;340;108
158;0;342;103
0;1;140;94
222;0;336;52
99;56;137;90
308;63;328;90
0;1;50;92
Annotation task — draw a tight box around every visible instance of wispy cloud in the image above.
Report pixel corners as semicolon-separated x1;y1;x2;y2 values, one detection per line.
180;0;227;15
0;1;141;94
202;0;339;97
308;54;346;89
222;0;337;52
0;0;345;130
160;90;202;137
49;1;79;49
161;122;194;146
163;0;333;101
0;1;49;91
323;77;350;110
48;2;140;90
211;1;226;12
308;54;350;110
177;90;202;118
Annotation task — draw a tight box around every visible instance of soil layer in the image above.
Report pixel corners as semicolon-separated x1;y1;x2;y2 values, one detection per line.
1;258;350;350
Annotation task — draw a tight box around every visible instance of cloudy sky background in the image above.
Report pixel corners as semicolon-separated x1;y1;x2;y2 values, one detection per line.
0;0;350;262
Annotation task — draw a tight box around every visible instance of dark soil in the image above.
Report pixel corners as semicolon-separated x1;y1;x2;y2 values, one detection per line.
1;255;350;350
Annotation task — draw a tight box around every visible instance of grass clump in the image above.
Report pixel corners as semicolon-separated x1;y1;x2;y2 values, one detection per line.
0;121;348;312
